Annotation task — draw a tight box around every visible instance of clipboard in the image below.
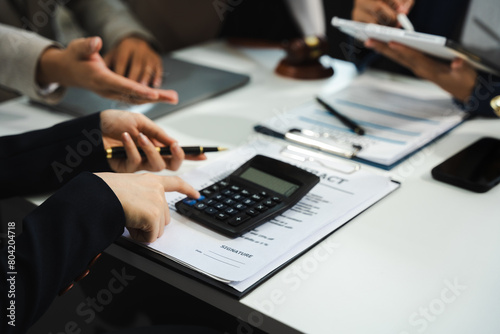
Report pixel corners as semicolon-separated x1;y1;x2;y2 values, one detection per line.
254;73;470;170
331;17;500;76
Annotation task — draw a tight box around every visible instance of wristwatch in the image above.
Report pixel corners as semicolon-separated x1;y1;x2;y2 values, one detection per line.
491;96;500;117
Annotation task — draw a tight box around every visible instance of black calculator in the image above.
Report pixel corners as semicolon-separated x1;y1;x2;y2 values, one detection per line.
175;155;320;238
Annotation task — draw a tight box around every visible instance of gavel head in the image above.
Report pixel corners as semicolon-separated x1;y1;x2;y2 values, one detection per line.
281;36;329;65
275;36;334;79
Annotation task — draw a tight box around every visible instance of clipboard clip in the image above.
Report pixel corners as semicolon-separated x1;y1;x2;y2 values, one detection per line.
281;145;360;174
254;125;362;159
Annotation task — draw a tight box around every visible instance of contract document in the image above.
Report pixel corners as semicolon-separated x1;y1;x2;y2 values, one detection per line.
259;73;468;169
123;140;399;296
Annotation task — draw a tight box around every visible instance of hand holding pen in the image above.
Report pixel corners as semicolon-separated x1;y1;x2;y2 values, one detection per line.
100;110;208;173
352;0;414;28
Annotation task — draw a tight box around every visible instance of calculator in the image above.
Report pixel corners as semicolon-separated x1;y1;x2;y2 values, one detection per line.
175;155;320;238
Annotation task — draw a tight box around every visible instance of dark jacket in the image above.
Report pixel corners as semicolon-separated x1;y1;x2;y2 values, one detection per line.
0;113;126;333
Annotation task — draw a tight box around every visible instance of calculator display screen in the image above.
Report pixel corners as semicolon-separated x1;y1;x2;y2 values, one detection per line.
239;167;300;197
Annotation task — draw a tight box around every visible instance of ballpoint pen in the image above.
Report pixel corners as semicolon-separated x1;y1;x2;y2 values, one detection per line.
315;97;366;136
106;146;227;159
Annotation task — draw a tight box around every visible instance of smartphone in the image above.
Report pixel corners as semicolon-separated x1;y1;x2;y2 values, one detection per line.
431;137;500;193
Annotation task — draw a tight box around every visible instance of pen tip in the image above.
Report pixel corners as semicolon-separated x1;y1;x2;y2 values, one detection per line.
355;128;365;136
218;147;229;151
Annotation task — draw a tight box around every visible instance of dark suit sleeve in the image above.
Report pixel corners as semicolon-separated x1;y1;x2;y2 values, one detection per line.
0;172;126;334
0;112;113;198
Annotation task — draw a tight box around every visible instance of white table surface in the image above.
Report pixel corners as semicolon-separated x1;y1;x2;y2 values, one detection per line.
1;41;500;334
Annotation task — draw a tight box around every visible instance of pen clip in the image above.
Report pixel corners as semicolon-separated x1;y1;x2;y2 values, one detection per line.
285;128;361;158
280;145;361;174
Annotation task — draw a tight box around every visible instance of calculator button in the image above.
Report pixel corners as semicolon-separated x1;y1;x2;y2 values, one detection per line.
246;209;259;217
218;181;229;187
242;199;255;206
225;207;238;215
213;194;225;201
259;191;268;197
203;199;216;206
271;196;282;203
222;189;234;196
214;203;227;210
204;207;218;215
230;185;240;191
210;185;220;192
240;189;251;196
232;194;244;201
255;204;268;212
234;203;247;210
263;200;276;207
223;198;236;206
251;194;262;201
228;214;250;226
194;202;208;210
216;213;229;220
201;189;213;196
182;198;197;206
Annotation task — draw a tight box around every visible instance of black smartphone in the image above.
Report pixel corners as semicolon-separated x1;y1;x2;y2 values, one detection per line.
431;137;500;193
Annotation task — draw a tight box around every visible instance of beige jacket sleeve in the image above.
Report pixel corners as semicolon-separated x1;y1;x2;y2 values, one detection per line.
0;23;65;104
67;0;158;52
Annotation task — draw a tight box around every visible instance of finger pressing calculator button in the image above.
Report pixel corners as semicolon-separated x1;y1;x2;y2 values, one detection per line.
228;214;250;226
204;207;218;215
183;198;197;206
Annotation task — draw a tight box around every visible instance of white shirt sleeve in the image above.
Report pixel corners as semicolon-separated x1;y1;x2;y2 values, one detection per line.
284;0;326;37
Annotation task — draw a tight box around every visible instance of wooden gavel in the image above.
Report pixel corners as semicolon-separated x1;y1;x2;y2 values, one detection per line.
275;36;334;79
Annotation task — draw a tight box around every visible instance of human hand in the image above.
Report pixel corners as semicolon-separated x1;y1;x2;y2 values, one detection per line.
365;40;477;101
104;36;163;88
100;109;207;173
352;0;414;26
36;37;177;104
96;172;200;243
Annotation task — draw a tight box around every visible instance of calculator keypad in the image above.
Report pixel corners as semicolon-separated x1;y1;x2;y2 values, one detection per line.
179;180;282;234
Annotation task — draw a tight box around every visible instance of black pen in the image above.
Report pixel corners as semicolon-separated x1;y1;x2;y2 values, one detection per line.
106;146;227;159
315;96;365;135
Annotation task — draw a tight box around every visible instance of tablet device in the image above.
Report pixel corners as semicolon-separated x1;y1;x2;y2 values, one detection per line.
33;57;250;119
331;17;500;76
431;137;500;193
